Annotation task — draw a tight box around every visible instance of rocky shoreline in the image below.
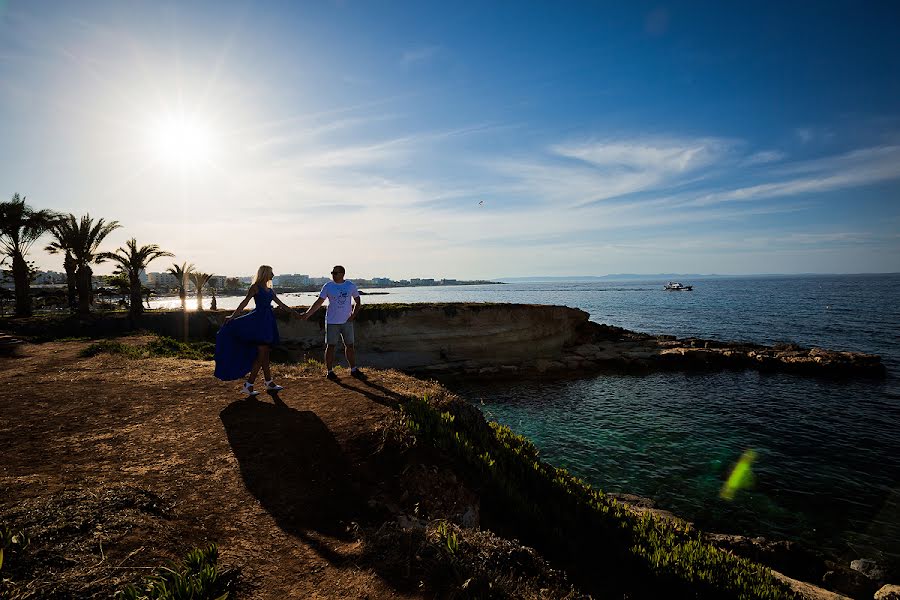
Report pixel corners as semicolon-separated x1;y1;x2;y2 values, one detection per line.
607;492;898;599
0;303;886;379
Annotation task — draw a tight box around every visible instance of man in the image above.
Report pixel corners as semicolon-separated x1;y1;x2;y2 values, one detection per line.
301;265;363;380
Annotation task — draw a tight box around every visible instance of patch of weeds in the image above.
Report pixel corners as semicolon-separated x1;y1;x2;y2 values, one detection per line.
80;340;144;359
117;543;237;600
145;337;214;361
80;337;214;361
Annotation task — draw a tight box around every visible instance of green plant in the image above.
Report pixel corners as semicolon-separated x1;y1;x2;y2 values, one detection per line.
80;336;214;361
117;543;233;600
0;524;30;571
81;340;144;359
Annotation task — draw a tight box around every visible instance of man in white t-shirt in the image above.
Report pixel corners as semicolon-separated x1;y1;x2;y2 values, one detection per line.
300;265;363;380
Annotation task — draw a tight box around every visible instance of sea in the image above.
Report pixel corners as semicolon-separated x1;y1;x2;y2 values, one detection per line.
154;274;900;561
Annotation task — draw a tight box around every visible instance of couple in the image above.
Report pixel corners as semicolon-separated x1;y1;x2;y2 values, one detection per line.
213;264;362;396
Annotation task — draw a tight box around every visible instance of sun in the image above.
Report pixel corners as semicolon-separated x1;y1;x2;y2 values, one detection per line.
145;111;216;169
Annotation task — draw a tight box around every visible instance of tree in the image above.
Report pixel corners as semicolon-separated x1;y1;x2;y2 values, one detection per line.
167;262;195;310
65;215;121;315
101;238;173;320
224;277;241;293
189;272;214;312
45;216;81;311
0;194;59;317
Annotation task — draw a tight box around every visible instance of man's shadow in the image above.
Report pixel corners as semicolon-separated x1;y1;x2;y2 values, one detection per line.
220;396;360;563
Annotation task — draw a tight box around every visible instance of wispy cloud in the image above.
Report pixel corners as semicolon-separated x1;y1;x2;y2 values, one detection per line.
744;150;785;165
400;45;441;67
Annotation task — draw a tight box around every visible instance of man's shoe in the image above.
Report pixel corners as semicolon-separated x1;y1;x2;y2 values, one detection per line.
242;381;260;396
265;380;284;392
326;371;338;381
350;368;365;379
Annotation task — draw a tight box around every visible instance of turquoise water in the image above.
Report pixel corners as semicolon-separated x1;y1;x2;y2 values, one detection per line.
196;274;900;559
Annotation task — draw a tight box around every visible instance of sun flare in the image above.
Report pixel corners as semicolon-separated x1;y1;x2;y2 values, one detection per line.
145;112;216;168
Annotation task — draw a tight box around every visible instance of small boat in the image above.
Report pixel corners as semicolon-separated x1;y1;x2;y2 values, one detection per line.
664;281;693;291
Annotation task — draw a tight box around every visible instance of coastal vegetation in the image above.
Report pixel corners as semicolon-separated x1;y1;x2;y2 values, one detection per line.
189;271;214;312
0;194;58;317
398;393;798;599
167;262;195;311
102;239;174;320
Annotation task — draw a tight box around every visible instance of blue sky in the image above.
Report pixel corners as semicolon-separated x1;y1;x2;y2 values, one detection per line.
1;0;899;278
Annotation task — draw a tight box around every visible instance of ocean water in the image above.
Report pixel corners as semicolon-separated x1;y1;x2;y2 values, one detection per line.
170;274;900;559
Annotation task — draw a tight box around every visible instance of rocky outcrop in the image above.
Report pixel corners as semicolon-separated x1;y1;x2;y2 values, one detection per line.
254;303;884;379
3;303;885;378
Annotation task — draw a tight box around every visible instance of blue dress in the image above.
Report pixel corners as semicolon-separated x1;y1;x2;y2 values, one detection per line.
214;287;280;381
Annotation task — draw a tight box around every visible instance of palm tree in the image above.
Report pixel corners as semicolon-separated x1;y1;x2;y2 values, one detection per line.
167;262;195;310
66;215;121;315
0;194;59;317
101;239;173;319
189;272;214;312
45;215;80;311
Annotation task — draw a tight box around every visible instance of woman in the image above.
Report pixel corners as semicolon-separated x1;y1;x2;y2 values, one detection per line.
214;265;292;395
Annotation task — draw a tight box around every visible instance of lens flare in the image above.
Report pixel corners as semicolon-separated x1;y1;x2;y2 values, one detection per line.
720;449;757;500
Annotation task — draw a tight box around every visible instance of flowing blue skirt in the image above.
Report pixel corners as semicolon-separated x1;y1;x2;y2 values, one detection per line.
214;309;280;381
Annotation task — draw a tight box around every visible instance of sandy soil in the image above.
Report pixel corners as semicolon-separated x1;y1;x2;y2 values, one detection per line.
0;339;432;599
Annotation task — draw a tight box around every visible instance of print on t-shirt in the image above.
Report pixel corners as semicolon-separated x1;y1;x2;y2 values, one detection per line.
318;281;360;324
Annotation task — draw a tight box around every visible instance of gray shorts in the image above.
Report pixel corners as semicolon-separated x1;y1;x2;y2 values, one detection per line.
325;322;355;346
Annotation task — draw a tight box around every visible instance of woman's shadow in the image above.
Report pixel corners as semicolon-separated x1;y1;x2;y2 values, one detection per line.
220;396;360;562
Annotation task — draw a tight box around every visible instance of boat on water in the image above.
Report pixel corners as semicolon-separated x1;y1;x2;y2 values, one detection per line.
664;281;693;291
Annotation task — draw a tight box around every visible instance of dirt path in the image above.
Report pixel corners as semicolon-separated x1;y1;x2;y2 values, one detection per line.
0;340;428;599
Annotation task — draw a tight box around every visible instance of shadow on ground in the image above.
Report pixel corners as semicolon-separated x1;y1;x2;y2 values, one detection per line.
220;396;362;564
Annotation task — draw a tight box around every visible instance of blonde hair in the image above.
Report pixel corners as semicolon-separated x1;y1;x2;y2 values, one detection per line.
253;265;274;288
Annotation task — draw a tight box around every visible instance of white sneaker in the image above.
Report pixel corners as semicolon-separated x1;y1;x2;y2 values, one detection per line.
242;382;260;396
265;380;284;392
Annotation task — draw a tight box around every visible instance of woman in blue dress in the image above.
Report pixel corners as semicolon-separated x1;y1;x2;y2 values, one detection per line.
214;265;293;395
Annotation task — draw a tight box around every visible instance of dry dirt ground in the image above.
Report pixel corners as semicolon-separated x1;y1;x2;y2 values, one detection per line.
0;338;444;599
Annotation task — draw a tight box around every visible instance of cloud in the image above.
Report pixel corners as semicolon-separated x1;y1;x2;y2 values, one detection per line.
400;45;441;67
684;145;900;206
744;150;785;165
487;137;735;208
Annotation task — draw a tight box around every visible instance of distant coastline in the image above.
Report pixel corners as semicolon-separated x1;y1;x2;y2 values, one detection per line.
498;272;900;282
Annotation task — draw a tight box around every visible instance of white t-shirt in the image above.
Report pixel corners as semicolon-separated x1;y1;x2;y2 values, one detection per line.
319;280;360;324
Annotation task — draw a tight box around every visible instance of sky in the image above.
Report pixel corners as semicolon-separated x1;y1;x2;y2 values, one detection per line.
1;0;899;279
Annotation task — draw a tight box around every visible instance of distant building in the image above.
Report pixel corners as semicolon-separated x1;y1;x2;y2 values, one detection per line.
372;277;392;285
34;271;67;285
411;278;435;286
208;275;227;290
440;278;457;285
147;272;179;288
274;273;310;287
138;269;149;284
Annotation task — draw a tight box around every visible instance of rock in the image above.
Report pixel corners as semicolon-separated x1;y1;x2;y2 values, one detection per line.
876;584;900;600
822;567;881;599
499;365;518;373
850;558;887;582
